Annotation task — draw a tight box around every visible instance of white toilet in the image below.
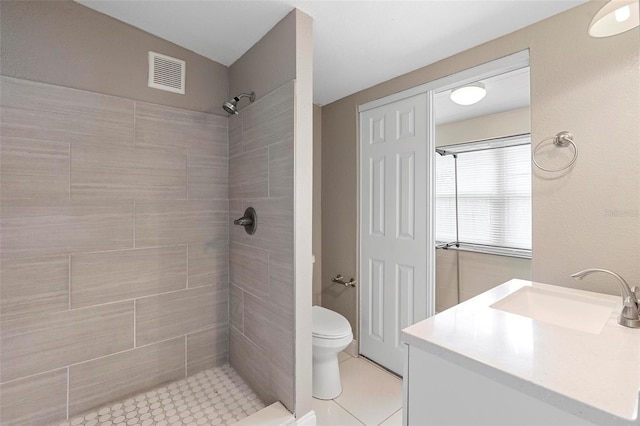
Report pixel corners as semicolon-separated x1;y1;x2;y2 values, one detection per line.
312;305;353;399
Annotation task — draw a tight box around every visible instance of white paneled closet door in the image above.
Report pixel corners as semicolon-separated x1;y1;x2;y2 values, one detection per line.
359;92;430;375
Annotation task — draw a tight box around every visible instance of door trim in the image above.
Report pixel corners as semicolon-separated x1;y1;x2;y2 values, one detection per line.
357;49;531;358
358;50;530;113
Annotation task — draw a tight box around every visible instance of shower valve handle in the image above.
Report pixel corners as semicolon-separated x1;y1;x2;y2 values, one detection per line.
234;207;257;235
233;217;253;226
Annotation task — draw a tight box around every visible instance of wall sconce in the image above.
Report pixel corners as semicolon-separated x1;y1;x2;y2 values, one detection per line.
589;0;639;38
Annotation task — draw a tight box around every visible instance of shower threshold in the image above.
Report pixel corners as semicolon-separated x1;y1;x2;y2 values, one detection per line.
57;364;265;426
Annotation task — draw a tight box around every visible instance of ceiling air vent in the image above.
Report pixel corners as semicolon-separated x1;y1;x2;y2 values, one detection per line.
148;51;185;94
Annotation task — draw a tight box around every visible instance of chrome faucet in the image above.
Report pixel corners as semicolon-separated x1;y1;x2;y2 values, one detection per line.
571;268;640;328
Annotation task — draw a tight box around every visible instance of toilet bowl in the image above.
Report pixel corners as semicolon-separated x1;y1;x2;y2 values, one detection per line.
312;306;353;400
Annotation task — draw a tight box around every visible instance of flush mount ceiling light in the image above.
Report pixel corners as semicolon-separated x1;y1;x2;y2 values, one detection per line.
450;82;487;106
589;0;639;38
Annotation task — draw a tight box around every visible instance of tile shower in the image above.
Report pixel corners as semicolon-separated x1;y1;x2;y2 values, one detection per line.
0;76;296;425
229;81;295;411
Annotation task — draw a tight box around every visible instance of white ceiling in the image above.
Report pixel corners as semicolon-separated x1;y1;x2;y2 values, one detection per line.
77;0;586;106
435;67;530;125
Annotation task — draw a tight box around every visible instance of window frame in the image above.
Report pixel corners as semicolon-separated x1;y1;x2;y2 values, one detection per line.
435;134;532;259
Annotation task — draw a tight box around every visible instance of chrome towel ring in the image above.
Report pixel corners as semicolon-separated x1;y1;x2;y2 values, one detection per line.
532;131;578;172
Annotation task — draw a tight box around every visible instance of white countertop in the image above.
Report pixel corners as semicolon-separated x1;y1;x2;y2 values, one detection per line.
402;279;640;422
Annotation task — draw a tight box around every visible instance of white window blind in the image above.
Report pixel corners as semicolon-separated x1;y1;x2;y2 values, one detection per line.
435;135;532;254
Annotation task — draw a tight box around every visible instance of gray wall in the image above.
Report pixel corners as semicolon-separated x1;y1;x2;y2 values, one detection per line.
229;11;296;102
0;2;232;424
321;1;639;341
227;10;299;413
228;80;296;412
0;76;230;425
1;2;315;424
226;10;314;417
0;0;228;114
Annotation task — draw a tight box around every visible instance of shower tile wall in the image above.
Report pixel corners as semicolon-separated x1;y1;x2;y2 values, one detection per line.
228;81;295;412
0;76;230;426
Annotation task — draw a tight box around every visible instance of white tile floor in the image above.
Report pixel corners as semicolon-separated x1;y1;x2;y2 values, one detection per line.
57;364;265;426
313;352;402;426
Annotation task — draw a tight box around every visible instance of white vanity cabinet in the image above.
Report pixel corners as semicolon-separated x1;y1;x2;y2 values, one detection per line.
401;279;640;426
404;343;600;425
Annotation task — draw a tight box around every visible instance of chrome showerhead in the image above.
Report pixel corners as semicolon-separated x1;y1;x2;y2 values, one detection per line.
222;92;255;114
223;100;238;115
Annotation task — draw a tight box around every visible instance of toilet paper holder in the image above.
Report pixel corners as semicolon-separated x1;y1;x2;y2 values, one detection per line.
331;274;356;288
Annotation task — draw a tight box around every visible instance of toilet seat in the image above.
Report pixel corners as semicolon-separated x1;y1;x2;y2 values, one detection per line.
312;306;352;339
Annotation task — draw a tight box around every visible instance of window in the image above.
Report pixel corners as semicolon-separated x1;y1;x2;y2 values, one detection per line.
435;135;531;258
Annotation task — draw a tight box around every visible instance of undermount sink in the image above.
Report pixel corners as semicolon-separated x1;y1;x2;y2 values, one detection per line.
490;285;617;334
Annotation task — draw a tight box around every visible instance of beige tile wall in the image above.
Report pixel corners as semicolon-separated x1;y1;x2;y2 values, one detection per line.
228;81;295;412
0;76;230;425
